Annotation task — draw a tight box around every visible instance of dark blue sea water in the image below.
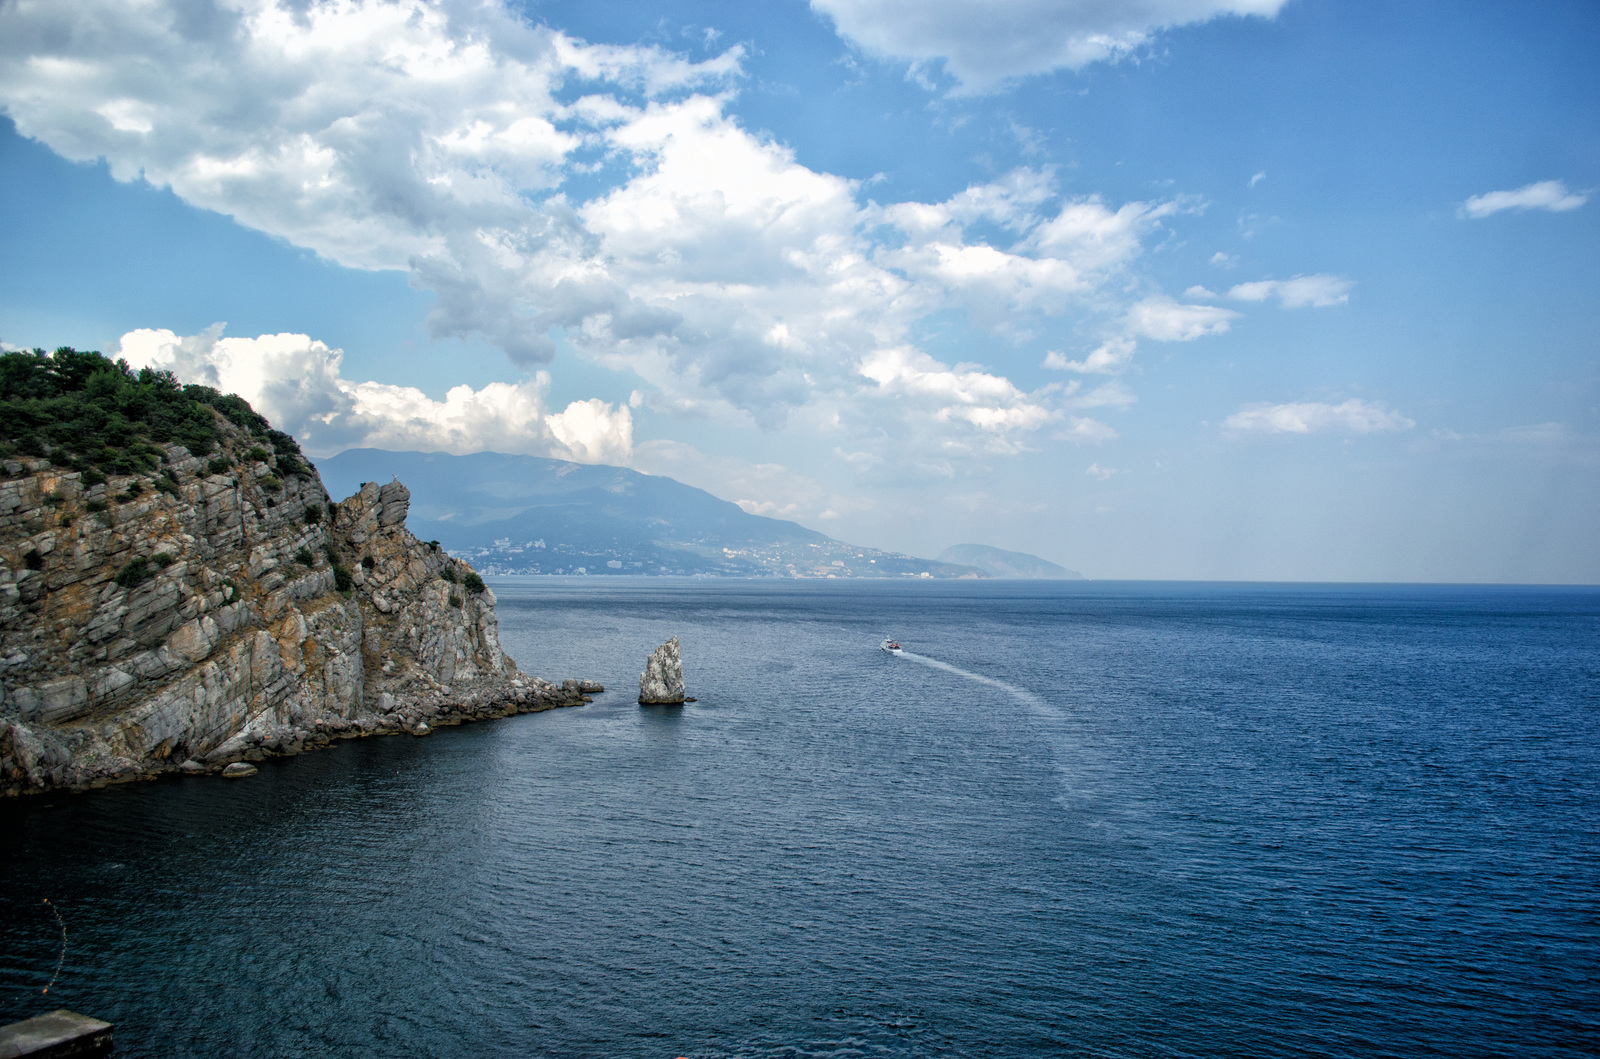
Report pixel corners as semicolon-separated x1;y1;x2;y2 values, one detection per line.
3;580;1598;1057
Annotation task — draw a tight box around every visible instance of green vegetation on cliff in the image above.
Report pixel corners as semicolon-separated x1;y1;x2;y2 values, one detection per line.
0;347;311;477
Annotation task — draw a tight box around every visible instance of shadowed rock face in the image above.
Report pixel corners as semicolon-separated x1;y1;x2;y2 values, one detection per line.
639;637;685;704
0;415;586;796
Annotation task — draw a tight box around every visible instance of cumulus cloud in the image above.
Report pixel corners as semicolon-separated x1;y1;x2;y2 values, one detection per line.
1127;297;1239;341
1227;274;1354;308
1042;286;1239;379
1460;180;1589;219
0;0;743;365
858;346;1052;451
545;399;636;466
810;0;1288;91
872;183;1181;335
1043;337;1136;374
0;1;1267;468
116;326;633;463
1223;399;1415;435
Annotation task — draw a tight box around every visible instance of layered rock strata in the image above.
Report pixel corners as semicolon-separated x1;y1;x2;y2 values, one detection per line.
639;637;685;704
0;423;589;796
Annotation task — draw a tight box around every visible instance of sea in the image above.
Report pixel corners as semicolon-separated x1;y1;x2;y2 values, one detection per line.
2;579;1597;1058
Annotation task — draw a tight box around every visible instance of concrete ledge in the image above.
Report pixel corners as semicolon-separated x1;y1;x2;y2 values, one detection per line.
0;1010;112;1059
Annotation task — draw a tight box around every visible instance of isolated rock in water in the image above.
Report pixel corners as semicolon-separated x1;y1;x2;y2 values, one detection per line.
222;762;257;778
639;637;685;704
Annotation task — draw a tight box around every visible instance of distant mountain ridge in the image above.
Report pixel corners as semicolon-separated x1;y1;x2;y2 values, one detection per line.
318;449;985;579
937;544;1083;580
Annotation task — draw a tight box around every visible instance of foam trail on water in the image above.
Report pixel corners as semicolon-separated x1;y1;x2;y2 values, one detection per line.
898;651;1048;713
897;650;1078;799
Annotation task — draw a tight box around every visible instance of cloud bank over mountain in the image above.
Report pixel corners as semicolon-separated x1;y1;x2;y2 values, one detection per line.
116;326;636;465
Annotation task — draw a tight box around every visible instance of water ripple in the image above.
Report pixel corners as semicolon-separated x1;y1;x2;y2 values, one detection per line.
3;580;1597;1057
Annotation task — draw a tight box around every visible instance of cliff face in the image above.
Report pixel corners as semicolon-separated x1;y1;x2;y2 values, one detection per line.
0;421;585;796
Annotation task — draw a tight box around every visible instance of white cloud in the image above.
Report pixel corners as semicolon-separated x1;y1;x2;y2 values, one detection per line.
0;0;742;366
810;0;1288;91
1223;399;1415;435
1248;171;1266;188
1460;180;1588;219
546;399;635;466
0;1;1281;472
874;183;1180;331
858;346;1052;451
1127;297;1239;341
1044;290;1235;379
1043;337;1137;375
575;143;1181;453
1086;463;1116;480
1227;274;1354;308
115;325;633;463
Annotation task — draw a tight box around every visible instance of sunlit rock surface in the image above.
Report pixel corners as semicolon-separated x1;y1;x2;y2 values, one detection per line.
638;637;685;704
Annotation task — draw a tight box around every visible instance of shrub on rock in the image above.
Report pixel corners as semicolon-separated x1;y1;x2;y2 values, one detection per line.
115;556;150;588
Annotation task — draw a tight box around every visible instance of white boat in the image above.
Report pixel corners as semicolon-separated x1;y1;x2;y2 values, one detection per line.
880;639;902;654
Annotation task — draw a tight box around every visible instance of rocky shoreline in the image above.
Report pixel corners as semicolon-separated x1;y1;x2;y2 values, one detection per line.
169;673;605;784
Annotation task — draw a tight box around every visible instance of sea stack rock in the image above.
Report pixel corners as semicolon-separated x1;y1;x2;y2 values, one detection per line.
639;637;685;705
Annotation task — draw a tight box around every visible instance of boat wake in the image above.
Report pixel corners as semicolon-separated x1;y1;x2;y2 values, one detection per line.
896;650;1048;713
893;648;1082;800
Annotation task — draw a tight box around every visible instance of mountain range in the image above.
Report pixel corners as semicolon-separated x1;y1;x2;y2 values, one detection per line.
318;449;991;579
938;544;1083;580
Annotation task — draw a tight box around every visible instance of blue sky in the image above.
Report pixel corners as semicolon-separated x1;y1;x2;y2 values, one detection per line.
2;0;1596;581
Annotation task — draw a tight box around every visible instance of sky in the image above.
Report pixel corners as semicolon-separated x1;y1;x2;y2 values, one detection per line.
1;0;1597;582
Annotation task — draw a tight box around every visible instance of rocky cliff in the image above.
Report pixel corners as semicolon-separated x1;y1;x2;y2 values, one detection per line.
1;384;590;796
